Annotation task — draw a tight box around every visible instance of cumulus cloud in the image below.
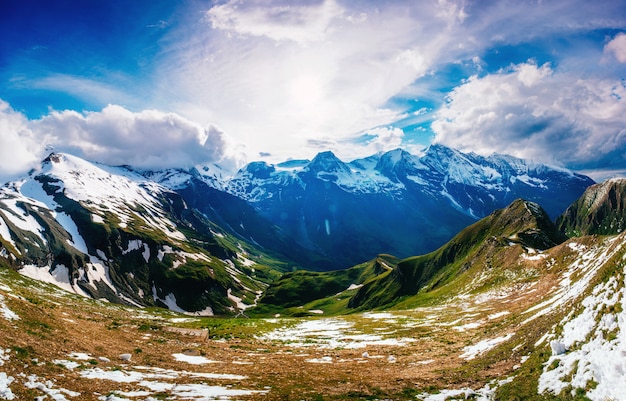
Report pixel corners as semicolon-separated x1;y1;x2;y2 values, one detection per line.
604;32;626;63
0;102;238;181
432;62;626;169
34;105;232;170
0;101;45;181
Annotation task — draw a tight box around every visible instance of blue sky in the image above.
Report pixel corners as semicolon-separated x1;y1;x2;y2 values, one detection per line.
1;0;626;181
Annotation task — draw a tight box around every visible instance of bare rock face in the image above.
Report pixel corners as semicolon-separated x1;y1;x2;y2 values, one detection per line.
557;178;626;236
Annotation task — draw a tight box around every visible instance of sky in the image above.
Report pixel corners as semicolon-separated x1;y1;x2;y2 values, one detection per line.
1;0;626;182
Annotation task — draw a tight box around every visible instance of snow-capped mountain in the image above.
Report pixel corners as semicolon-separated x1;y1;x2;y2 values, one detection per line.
0;153;281;314
0;146;596;312
173;144;593;268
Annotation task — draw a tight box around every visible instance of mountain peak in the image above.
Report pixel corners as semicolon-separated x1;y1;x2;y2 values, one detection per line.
306;151;350;174
374;148;418;180
490;199;567;250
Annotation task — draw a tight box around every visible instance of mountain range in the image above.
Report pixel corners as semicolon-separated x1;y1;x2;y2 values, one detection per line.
158;144;594;269
0;145;598;315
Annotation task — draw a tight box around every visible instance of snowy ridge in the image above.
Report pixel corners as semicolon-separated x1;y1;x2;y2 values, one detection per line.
536;234;626;400
0;153;268;314
183;145;594;219
33;153;186;240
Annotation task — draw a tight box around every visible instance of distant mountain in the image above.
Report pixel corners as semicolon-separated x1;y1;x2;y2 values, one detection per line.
556;178;626;236
203;144;593;268
0;153;288;315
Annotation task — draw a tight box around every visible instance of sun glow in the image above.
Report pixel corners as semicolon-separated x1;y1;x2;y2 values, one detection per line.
288;73;325;107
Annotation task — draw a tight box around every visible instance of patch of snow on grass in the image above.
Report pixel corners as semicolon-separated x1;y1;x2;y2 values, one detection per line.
0;349;8;366
417;376;514;401
0;294;19;321
53;359;81;370
80;365;266;399
521;250;547;261
453;321;482;331
0;372;15;400
172;353;220;365
488;311;510;320
0;349;14;399
24;374;81;400
460;333;514;360
227;289;250;311
306;356;333;363
523;237;622;325
538;265;626;401
259;318;415;349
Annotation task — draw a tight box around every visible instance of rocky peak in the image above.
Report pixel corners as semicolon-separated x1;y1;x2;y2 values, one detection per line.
305;151;350;175
556;178;626;236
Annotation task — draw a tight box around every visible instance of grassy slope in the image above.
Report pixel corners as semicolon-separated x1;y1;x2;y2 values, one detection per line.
265;199;565;314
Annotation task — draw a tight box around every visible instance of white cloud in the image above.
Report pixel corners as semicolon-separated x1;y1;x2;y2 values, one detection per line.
158;0;470;163
604;32;626;63
34;105;233;170
160;0;626;164
206;0;345;43
432;62;626;169
0;102;239;181
0;100;45;182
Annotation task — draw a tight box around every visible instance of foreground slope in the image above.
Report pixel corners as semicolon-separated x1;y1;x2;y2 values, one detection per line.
0;153;287;315
2;217;626;400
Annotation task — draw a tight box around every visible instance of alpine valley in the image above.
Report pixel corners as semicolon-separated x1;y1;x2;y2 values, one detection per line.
2;145;626;400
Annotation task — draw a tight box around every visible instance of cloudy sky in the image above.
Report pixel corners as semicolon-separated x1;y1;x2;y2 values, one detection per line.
1;0;626;181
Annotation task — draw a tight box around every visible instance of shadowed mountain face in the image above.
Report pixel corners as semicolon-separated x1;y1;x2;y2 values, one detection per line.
556;178;626;236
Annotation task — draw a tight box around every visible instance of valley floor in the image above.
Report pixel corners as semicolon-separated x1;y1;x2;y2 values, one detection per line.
1;234;626;400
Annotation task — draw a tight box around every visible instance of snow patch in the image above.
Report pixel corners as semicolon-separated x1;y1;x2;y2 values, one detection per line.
538;266;626;400
460;333;514;360
0;294;19;321
259;318;416;349
0;372;15;400
171;353;220;365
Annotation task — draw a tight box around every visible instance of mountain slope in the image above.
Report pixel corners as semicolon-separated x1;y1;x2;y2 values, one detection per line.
556;177;626;236
348;199;566;310
0;153;286;315
254;254;399;316
253;199;567;314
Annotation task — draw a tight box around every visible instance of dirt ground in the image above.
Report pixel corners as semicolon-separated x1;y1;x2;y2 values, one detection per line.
0;265;561;401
